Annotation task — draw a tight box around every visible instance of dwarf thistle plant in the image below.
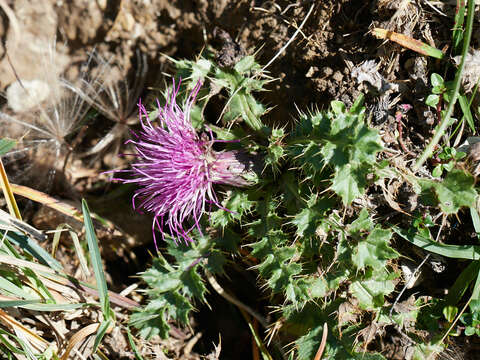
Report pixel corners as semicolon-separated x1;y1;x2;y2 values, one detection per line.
124;53;480;358
120;54;410;359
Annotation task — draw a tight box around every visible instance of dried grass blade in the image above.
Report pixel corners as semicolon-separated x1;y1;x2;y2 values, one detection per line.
314;322;328;360
36;270;139;309
0;209;46;242
0;254;57;275
10;184;120;234
0;158;22;220
0;309;50;352
372;28;444;59
10;184;83;223
60;322;100;360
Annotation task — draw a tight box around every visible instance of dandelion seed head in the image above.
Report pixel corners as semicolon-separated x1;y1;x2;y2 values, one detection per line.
0;38;90;192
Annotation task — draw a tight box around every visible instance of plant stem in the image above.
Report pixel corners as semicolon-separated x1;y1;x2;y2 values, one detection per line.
414;0;475;171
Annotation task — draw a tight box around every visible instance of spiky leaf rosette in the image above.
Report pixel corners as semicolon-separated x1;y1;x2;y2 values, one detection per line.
289;97;383;205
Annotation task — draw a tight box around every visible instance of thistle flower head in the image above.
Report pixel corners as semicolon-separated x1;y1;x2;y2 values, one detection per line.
114;80;254;245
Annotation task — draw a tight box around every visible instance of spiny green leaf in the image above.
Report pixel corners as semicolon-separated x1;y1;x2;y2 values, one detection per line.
248;197;282;238
296;324;324;360
210;190;254;228
180;269;207;302
377;301;420;328
174;58;212;88
292;197;334;238
131;290;193;339
234;55;260;74
347;208;373;235
286;277;330;304
224;90;265;131
214;228;242;252
265;127;286;171
352;227;398;270
132;233;211;339
331;100;346;115
289;100;382;205
412;343;444;360
435;169;477;214
330;163;369;205
295;316;386;360
205;251;226;274
292;207;320;238
250;231;303;296
350;276;395;310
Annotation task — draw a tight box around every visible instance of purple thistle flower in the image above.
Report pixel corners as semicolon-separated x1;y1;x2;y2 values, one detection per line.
113;80;254;246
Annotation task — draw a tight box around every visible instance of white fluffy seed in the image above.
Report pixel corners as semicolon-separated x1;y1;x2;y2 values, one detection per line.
6;79;51;112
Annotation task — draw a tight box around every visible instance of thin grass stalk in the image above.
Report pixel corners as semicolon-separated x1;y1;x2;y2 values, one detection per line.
414;0;475;170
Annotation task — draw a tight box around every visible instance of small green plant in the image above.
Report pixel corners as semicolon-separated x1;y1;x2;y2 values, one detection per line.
411;211;435;239
461;300;480;336
425;73;475;135
432;146;466;177
425;73;452;109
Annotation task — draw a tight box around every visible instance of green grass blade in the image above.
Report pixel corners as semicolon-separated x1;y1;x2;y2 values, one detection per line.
0;230;63;272
0;275;38;300
472;265;480;300
452;0;466;55
446;260;480;305
126;327;144;360
0;139;16;156
22;267;55;302
471;207;480;241
0;329;27;355
392;226;480;260
0;300;41;308
92;319;113;352
81;199;111;318
0;301;88;311
459;94;475;133
24;303;88;311
52;224;90;277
